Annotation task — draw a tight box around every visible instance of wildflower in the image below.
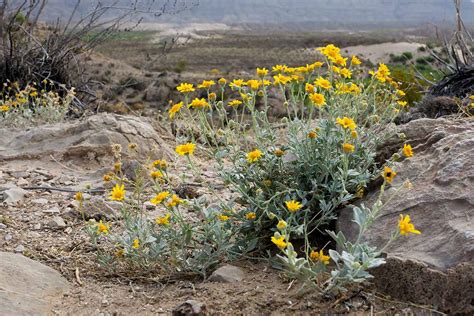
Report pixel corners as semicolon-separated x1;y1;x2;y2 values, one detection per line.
0;105;9;112
74;192;84;202
351;130;358;139
218;214;229;221
115;249;124;258
246;212;257;220
285;200;302;212
274;148;284;157
175;143;196;156
273;74;292;85
403;144;413;157
97;220;109;234
150;170;163;179
277;220;287;230
246;149;263;163
340;68;352;79
382;166;397;183
208;92;217;100
103;174;112;182
271;235;287;249
176;83;195;93
317;44;340;61
272;64;288;73
310;249;330;265
153;159;167;169
189;98;210;109
355;187;365;198
230;79;245;89
351;55;362;65
257;90;265;97
336;116;357;130
305;83;315;93
156;213;171;226
399;214;421;236
228;99;242;107
110;184;125;201
308;131;317;139
114;162;122;172
150;191;170;205
348;83;361;94
128;143;137;151
332;66;341;73
309;93;326;107
257;67;269;77
335;55;347;67
263;179;272;187
397;100;408;107
314;77;331;90
311;61;324;68
169;101;183;119
218;78;227;85
167;194;183;207
403;180;413;189
198;80;215;89
246;79;261;90
342;143;355;153
376;63;391;82
132;238;140;249
396;89;406;96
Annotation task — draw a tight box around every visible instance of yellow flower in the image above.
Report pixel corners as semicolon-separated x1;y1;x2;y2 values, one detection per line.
150;191;170;205
397;100;408;107
332;66;341;73
218;214;229;221
272;64;288;73
314;77;331;90
175;143;196;156
263;179;272;187
257;67;269;77
271;235;287;249
189;98;210;109
310;249;330;265
246;212;256;220
396;89;406;96
340;68;352;79
382;166;397;183
132;238;140;249
351;130;358;139
305;83;315;93
309;93;326;107
311;61;324;68
218;78;227;85
97;220;109;234
285;200;302;212
198;80;215;89
308;131;317;139
114;162;122;172
75;192;84;202
351;55;362;66
246;149;263;163
176;83;195;93
230;79;245;89
273;74;292;85
103;174;112;182
277;220;287;230
398;214;421;236
317;44;340;60
167;194;183;207
169;101;183;119
376;63;391;82
336;117;357;130
335;55;347;67
342;143;355;153
208;92;217;100
246;79;261;90
150;170;163;179
274;148;284;157
110;184;125;201
0;105;9;112
153;159;167;169
403;144;413;157
156;213;171;226
228;99;242;107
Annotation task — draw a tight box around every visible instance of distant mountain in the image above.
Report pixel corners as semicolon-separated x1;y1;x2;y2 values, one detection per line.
35;0;474;28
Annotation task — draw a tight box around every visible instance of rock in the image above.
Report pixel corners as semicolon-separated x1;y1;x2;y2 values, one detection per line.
32;198;49;205
0;251;70;315
9;171;29;178
395;96;460;124
0;223;6;230
4;233;12;241
0;113;174;162
70;196;121;221
16;177;29;186
43;206;60;214
2;186;28;203
172;300;207;316
48;216;67;229
14;244;25;253
27;231;41;238
208;264;245;283
338;117;474;314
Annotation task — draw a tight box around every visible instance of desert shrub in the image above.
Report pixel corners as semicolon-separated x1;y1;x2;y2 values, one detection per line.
85;44;420;293
174;59;188;73
0;80;76;127
389;52;413;63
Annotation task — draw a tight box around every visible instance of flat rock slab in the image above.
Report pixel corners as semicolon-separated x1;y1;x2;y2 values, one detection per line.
208;264;245;283
0;251;70;315
338;117;474;314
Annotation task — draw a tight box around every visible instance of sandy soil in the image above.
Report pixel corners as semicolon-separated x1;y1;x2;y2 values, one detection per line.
344;41;424;63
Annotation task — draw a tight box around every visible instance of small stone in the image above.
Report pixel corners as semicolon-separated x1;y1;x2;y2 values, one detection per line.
3;187;28;204
32;198;49;205
4;233;12;241
48;216;67;229
143;201;156;210
10;171;29;178
208;264;245;283
33;223;41;230
172;300;206;316
64;227;73;234
14;244;25;253
43;206;60;214
0;223;7;230
28;232;41;238
17;178;29;187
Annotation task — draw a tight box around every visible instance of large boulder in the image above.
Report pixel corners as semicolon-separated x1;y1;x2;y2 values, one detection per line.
0;113;174;162
338;117;474;314
0;252;70;315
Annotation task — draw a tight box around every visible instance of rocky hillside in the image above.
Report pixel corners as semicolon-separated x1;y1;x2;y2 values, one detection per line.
41;0;474;28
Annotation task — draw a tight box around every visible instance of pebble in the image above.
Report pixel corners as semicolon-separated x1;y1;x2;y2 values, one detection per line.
28;232;41;238
48;216;67;229
0;223;7;230
14;244;25;253
43;206;60;214
32;198;49;205
4;233;12;241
